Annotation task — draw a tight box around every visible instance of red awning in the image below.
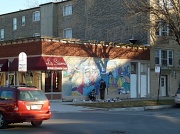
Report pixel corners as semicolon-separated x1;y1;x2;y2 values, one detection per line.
0;59;8;72
8;56;68;71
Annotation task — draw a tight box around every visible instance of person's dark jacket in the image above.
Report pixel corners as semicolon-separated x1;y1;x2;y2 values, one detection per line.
100;81;106;90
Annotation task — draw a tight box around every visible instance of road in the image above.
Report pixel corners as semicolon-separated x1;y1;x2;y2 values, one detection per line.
1;108;180;134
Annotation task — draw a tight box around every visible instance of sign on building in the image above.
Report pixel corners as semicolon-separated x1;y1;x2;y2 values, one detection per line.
18;52;27;72
155;66;161;74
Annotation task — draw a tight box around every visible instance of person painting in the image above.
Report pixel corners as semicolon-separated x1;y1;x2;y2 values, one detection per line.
99;79;106;100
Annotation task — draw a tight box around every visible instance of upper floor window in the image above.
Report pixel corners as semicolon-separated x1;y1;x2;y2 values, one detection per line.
159;0;173;9
155;20;171;36
63;28;72;38
63;5;72;16
155;49;173;66
22;16;25;26
32;11;40;22
0;29;4;41
13;18;17;30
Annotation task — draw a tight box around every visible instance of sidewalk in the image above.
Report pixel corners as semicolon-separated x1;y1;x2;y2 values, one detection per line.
49;100;173;113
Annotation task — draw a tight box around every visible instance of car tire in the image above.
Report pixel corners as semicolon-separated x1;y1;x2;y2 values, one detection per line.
31;121;42;127
0;113;7;129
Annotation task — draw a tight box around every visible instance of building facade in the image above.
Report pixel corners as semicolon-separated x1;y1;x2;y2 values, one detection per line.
0;37;150;100
0;0;148;44
0;0;178;100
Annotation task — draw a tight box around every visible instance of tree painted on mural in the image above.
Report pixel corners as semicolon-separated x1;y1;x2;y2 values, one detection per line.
123;0;180;45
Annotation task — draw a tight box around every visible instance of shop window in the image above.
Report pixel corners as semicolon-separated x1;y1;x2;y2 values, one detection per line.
45;71;61;92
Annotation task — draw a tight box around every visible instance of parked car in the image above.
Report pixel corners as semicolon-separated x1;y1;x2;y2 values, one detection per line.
175;88;180;106
0;85;51;129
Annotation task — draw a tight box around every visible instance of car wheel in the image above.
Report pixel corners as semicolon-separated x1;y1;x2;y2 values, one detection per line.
31;121;42;127
0;113;7;129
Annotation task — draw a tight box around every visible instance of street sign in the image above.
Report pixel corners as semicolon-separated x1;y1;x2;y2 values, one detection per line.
155;66;160;73
18;52;27;72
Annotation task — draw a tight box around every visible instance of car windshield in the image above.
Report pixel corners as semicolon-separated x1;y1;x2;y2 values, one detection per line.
18;90;47;101
176;89;180;94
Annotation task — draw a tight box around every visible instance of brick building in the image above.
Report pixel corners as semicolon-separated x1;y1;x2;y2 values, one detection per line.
0;0;178;100
0;37;150;100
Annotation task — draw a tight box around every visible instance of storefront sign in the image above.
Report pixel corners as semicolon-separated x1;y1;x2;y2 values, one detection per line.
44;57;68;70
45;57;67;66
18;52;27;72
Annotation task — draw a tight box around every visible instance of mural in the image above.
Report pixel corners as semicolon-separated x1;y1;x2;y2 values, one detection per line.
62;57;130;97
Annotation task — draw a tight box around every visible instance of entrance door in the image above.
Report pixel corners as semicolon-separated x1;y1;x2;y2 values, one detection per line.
160;76;166;96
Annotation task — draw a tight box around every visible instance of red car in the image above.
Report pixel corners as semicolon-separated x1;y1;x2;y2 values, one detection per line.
0;86;51;129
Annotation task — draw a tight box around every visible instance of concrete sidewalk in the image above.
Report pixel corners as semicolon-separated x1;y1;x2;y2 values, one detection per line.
50;100;173;113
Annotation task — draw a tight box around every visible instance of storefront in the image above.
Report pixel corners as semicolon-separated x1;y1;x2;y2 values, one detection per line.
0;56;68;100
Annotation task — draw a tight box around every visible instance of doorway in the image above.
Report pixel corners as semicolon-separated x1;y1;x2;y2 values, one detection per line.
160;76;167;96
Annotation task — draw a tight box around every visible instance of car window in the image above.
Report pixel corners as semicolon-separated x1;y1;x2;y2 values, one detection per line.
0;90;13;100
18;90;47;101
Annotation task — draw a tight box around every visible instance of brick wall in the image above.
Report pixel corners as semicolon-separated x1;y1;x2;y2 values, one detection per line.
0;39;150;60
41;41;150;60
0;41;42;58
0;8;41;41
57;0;148;44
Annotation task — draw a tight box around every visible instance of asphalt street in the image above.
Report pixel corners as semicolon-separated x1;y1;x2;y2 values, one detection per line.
49;100;173;113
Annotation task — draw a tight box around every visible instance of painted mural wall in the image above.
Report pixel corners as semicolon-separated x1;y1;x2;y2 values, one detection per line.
62;57;130;97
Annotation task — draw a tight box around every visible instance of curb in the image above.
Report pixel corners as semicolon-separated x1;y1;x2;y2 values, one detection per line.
103;105;173;112
144;105;173;110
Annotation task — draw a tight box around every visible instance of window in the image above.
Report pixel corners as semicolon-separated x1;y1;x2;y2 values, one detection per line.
63;28;72;38
155;20;171;36
131;62;137;74
178;51;180;66
32;11;40;22
18;90;47;101
13;18;17;30
155;49;160;64
155;49;173;66
159;0;173;9
0;29;4;41
141;63;147;74
22;16;25;26
63;5;72;16
0;90;13;100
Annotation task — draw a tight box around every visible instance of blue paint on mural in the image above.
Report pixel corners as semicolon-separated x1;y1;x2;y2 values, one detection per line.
63;58;130;96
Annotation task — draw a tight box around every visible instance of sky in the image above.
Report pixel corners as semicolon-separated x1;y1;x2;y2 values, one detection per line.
0;0;52;15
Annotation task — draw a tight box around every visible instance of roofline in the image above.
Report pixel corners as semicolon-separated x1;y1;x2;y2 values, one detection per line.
0;36;150;49
0;0;72;16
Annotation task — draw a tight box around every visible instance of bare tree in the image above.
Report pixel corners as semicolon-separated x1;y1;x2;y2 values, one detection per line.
123;0;180;45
